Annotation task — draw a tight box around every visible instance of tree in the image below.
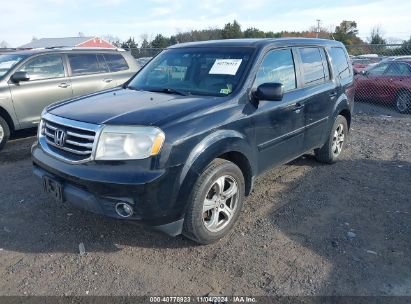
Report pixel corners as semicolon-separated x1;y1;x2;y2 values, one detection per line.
333;20;362;45
308;25;332;39
222;20;243;39
369;26;386;44
121;37;138;49
243;28;266;38
151;34;170;48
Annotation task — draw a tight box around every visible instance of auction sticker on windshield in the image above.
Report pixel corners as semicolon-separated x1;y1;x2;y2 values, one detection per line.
209;59;242;75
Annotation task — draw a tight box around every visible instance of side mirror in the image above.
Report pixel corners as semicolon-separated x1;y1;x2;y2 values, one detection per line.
253;83;284;101
11;71;30;83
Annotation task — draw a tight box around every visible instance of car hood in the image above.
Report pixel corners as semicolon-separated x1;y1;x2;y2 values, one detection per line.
48;88;220;126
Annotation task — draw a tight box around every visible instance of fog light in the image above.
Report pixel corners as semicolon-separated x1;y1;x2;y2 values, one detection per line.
115;202;134;218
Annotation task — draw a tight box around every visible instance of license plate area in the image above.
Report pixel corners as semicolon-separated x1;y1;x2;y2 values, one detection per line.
43;175;64;203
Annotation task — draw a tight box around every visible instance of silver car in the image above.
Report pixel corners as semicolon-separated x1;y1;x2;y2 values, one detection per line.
0;48;139;150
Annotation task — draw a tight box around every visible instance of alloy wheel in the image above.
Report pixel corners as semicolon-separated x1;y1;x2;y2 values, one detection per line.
396;93;410;113
202;175;239;233
332;123;344;156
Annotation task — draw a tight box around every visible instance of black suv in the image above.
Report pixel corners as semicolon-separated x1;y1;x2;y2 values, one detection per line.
32;38;354;244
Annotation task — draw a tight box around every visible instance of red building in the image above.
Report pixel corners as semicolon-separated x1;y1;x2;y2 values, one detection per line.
20;37;116;49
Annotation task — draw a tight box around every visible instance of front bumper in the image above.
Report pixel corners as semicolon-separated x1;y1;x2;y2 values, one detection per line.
32;143;185;236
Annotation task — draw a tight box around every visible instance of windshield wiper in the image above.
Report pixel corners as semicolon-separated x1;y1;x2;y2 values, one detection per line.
147;88;190;96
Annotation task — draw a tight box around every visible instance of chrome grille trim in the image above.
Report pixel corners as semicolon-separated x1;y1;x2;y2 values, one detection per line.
39;112;102;164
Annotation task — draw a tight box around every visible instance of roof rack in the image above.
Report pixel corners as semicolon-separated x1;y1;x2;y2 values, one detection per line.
29;46;125;52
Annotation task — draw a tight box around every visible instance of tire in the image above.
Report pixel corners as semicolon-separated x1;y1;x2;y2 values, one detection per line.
0;116;10;151
315;115;348;164
395;91;411;114
183;158;245;244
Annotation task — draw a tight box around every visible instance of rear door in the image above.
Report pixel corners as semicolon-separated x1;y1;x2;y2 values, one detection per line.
67;53;117;97
295;47;336;150
251;48;306;173
8;54;73;127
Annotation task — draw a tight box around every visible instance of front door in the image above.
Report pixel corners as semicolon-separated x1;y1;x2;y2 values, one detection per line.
251;48;306;173
8;54;73;127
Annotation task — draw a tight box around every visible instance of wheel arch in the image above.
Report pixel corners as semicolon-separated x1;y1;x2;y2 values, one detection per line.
0;106;15;132
176;130;256;214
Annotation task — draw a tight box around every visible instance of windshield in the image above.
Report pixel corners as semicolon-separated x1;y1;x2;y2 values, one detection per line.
0;54;28;79
128;47;255;97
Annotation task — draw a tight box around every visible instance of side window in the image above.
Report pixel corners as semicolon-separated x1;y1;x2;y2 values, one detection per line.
254;49;296;92
385;63;411;76
328;47;350;80
104;54;129;72
298;47;327;86
367;63;389;76
97;54;110;73
68;54;108;76
19;55;65;81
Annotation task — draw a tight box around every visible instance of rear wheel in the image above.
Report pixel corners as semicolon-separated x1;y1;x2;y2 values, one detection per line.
395;91;411;114
0;116;10;151
315;115;348;164
183;158;245;244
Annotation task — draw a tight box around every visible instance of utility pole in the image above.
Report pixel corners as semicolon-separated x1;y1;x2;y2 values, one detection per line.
316;19;321;38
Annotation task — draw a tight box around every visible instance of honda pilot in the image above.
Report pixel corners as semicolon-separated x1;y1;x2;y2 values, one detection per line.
32;38;354;244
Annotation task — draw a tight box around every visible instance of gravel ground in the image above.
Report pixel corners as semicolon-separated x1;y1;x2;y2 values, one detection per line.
0;108;410;297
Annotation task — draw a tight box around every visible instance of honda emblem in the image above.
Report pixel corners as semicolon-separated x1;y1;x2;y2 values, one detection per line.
54;129;67;147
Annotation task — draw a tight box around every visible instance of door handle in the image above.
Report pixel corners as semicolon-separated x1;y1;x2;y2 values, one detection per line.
103;78;113;83
329;91;337;98
58;82;70;88
293;102;304;113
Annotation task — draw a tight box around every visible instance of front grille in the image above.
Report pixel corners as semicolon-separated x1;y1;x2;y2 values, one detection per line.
39;113;100;163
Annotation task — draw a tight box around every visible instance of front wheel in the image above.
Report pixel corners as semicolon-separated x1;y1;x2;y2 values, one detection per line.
315;115;348;164
183;158;245;244
395;91;411;114
0;116;10;151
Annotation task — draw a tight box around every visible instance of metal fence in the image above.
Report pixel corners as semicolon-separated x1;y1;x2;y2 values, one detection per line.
346;44;411;114
127;44;411;114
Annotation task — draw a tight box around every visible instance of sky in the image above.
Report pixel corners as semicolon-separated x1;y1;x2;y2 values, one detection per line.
1;0;411;47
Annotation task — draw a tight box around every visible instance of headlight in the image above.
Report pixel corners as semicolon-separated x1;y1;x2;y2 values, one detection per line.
95;126;165;160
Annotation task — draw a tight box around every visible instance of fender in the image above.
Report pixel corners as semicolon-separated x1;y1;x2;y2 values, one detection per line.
175;129;256;214
330;93;352;126
0;90;20;131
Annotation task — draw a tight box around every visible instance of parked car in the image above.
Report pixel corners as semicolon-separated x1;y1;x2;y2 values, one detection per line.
355;59;411;113
352;57;382;74
0;48;139;150
32;38;354;244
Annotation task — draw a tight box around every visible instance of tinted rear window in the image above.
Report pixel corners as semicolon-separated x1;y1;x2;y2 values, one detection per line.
298;47;328;86
328;47;351;80
68;54;108;76
104;54;129;72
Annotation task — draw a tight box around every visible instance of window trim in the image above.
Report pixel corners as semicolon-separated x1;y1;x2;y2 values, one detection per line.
16;54;67;82
251;47;299;94
295;46;333;88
